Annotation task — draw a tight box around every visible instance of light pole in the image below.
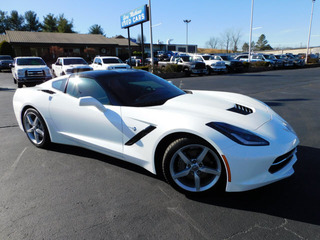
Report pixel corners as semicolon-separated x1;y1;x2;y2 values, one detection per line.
306;0;316;64
149;0;154;72
248;0;254;63
183;20;191;53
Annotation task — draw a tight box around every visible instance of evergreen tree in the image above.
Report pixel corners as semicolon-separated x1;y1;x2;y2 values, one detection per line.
57;14;74;33
24;11;41;32
7;10;24;31
88;24;105;35
42;14;57;32
255;34;273;50
0;11;9;34
242;42;249;52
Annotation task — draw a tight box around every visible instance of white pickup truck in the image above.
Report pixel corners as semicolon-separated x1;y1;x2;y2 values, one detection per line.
12;56;52;88
90;56;130;70
192;54;227;74
51;57;92;77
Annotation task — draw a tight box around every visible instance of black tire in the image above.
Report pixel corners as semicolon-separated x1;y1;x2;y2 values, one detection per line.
17;82;23;88
183;68;191;77
206;66;211;75
162;138;226;195
22;108;51;149
52;70;56;78
13;78;17;84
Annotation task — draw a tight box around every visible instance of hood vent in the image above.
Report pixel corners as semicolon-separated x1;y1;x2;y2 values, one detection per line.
228;104;253;115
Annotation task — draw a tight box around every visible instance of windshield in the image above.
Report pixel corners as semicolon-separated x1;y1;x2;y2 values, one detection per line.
0;56;12;60
16;58;46;66
202;56;211;60
97;71;185;107
103;58;123;64
64;58;87;65
180;56;191;62
252;55;262;60
220;56;230;60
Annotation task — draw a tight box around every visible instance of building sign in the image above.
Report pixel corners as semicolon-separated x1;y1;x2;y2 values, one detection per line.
121;5;149;29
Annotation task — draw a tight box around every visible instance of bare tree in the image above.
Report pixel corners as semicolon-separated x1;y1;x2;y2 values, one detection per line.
221;29;232;53
231;29;242;52
206;37;219;49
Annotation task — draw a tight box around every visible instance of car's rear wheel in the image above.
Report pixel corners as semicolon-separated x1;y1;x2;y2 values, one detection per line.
162;138;225;194
22;108;50;148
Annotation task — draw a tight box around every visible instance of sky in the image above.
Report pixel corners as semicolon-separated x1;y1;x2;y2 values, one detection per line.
2;0;320;49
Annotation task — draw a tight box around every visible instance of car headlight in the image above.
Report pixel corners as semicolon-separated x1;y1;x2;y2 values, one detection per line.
206;122;270;146
211;63;216;67
44;69;51;76
17;69;25;77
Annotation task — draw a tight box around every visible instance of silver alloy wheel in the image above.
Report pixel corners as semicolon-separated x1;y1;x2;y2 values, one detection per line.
23;111;45;145
169;144;222;192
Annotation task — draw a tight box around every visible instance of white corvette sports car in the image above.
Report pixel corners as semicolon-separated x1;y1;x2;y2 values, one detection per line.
13;70;299;194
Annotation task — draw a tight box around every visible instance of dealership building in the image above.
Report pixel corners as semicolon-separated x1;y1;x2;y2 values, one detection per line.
0;30;198;62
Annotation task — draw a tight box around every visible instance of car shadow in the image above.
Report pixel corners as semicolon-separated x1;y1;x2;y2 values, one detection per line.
230;74;282;77
47;143;319;225
48;143;157;179
0;87;16;91
186;145;320;226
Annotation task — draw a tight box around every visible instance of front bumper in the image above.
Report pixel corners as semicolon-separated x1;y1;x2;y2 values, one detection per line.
191;69;207;74
17;75;52;84
221;117;299;192
212;66;227;72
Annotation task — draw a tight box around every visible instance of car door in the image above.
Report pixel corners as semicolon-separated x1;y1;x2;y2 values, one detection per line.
49;75;124;159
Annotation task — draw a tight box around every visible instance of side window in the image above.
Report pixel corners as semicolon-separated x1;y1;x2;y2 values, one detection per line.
52;78;67;92
66;77;110;105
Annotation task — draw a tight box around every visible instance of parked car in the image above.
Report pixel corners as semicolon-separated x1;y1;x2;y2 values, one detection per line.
51;57;93;77
12;56;52;88
192;54;227;74
0;55;14;71
275;55;294;67
126;56;142;66
285;53;305;67
158;55;207;76
12;69;299;194
251;54;283;68
234;54;249;62
91;56;130;70
215;55;244;72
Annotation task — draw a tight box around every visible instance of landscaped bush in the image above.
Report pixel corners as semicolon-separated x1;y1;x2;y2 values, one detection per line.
0;41;14;57
133;66;149;71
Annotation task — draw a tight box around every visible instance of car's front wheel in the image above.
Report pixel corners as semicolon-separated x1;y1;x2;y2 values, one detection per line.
22;108;51;148
162;138;225;194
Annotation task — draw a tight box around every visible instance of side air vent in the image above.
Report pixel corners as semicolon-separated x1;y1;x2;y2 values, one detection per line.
228;104;253;115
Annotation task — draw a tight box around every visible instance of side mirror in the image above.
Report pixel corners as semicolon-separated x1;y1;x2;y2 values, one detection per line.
79;96;105;112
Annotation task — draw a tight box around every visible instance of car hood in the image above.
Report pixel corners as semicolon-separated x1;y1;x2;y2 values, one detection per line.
65;64;91;68
16;65;49;70
162;90;271;131
104;63;129;68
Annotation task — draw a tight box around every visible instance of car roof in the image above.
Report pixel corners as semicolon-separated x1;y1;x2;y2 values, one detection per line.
100;56;119;59
15;56;43;59
72;69;142;79
60;57;84;59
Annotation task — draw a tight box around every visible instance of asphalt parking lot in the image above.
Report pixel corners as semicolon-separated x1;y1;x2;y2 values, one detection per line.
0;68;320;239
